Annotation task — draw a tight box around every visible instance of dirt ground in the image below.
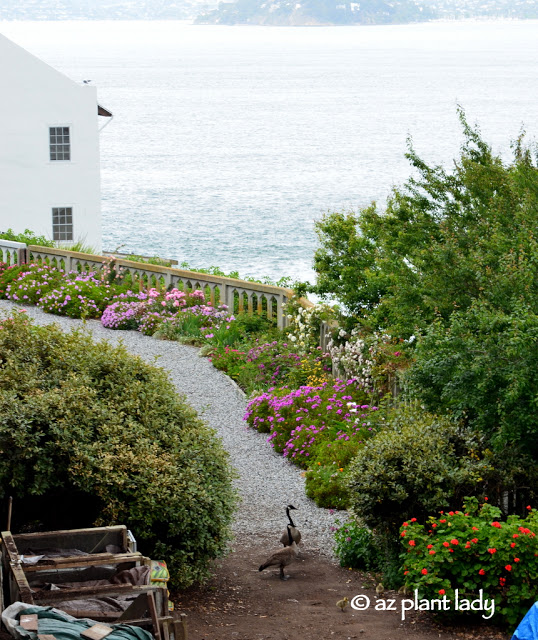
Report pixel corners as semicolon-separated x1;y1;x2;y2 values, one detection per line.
174;544;511;640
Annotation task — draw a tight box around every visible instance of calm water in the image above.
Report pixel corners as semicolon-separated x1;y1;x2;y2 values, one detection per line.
2;20;538;282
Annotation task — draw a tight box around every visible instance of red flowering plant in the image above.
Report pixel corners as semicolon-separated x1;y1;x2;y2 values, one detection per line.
400;496;538;627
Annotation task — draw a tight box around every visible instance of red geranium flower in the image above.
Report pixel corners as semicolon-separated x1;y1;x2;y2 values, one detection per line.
421;569;428;575
472;526;479;531
510;542;516;548
450;539;459;545
505;565;512;571
491;521;502;529
439;589;445;595
479;569;486;575
443;542;450;547
440;519;447;523
411;518;417;522
427;544;433;549
409;540;416;546
514;558;520;562
471;538;478;544
429;550;436;555
488;548;497;554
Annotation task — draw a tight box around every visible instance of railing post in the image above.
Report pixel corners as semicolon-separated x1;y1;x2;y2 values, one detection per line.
17;247;28;265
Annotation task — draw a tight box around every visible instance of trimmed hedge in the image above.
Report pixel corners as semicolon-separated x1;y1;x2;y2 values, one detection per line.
0;310;236;589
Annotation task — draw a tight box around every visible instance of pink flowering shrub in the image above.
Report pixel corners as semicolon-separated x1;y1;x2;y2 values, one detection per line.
244;380;385;506
4;263;65;304
401;497;538;627
101;301;146;330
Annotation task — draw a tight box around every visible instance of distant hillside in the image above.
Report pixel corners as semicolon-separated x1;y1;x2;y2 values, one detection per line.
0;0;213;21
425;0;538;19
195;0;435;25
196;0;538;24
1;0;537;22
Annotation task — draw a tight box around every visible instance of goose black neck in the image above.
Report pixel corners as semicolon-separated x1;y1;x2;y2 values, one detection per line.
286;507;296;528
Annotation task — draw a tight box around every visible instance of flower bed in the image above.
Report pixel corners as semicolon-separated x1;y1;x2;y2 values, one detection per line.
244;379;385;507
400;497;538;627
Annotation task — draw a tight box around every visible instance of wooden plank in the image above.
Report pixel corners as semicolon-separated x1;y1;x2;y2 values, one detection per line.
60;611;121;622
117;594;149;621
80;624;113;640
1;532;21;564
20;615;38;631
23;553;143;573
34;583;134;602
147;592;161;640
34;584;162;604
13;526;127;554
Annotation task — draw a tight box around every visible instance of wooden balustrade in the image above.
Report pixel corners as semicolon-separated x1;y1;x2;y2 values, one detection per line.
25;246;293;329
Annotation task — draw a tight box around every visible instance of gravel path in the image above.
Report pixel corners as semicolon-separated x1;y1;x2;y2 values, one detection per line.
0;300;342;558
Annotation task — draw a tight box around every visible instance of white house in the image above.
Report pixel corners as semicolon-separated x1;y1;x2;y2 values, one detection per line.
0;33;111;252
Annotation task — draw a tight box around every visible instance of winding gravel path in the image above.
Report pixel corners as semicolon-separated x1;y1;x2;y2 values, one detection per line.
0;300;342;558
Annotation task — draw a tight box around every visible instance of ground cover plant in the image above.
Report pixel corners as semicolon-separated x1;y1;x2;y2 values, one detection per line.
210;339;332;395
244;380;386;507
0;310;236;589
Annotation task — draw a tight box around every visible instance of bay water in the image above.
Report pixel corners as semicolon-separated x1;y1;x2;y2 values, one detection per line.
2;19;538;282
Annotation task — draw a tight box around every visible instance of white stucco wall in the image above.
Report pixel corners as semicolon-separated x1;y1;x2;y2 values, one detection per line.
0;33;103;251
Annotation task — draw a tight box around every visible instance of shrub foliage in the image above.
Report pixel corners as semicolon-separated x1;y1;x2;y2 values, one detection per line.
0;311;236;588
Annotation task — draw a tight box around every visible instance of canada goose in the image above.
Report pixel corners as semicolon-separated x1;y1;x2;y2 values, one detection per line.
280;504;302;546
259;525;298;580
375;583;385;597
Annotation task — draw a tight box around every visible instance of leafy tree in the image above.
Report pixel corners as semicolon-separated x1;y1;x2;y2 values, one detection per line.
407;300;538;456
312;110;538;338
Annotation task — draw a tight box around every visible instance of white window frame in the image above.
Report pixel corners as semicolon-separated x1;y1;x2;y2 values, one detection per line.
52;207;74;242
49;125;72;162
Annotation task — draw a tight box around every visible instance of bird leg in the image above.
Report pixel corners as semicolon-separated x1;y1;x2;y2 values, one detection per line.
279;566;290;581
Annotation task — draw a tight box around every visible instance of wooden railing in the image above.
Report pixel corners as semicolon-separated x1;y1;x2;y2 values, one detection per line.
26;246;293;329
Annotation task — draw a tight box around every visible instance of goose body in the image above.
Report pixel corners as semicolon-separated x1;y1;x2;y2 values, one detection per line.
280;504;302;547
259;525;298;580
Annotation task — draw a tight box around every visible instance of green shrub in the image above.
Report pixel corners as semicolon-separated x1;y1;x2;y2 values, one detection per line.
0;228;55;247
407;300;538;457
401;498;538;627
305;465;350;509
347;404;493;534
0;311;236;589
333;519;381;571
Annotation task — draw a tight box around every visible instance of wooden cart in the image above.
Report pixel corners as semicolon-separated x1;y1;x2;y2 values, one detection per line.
0;526;186;640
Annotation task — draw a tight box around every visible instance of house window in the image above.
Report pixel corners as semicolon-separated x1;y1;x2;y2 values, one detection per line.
49;127;70;161
52;207;73;241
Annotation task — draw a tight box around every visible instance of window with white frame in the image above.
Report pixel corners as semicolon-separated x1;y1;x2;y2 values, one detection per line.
52;207;73;241
49;127;71;161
